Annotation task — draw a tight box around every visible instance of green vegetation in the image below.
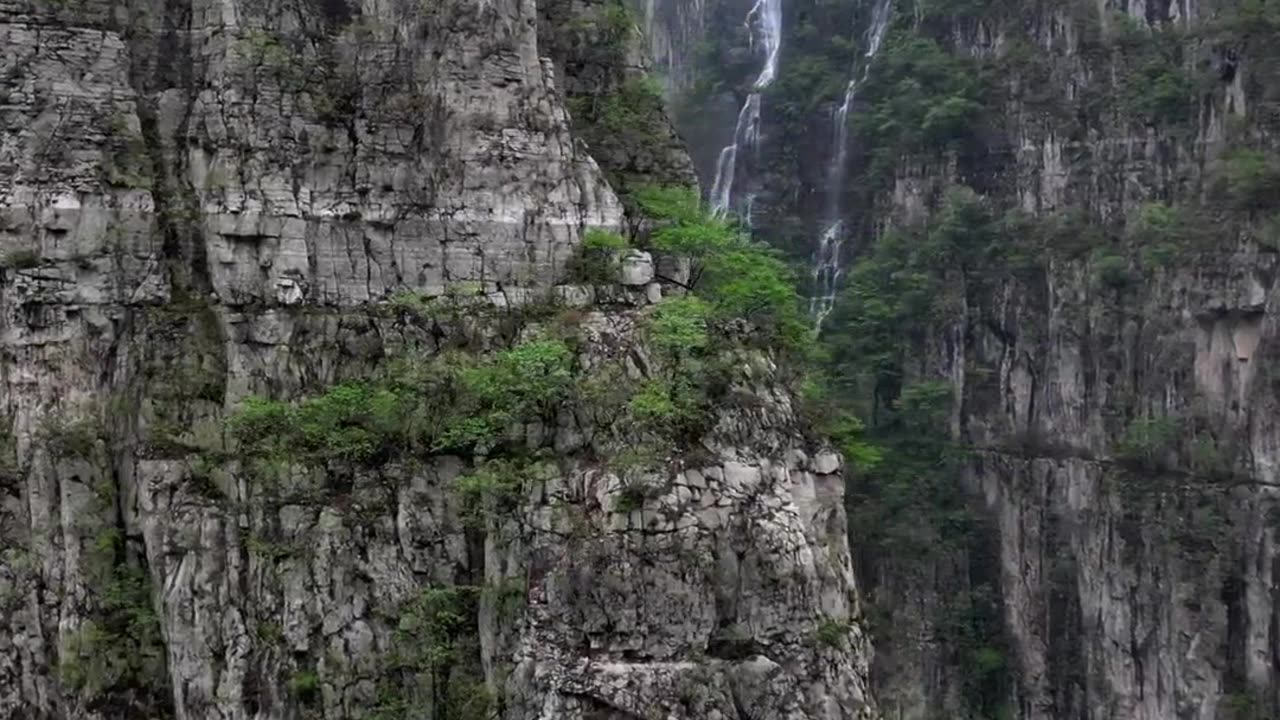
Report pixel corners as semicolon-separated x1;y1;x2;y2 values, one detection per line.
0;431;17;487
635;186;806;347
1;248;41;269
854;33;986;184
1220;689;1274;720
567;229;630;283
1093;250;1134;290
1115;415;1180;470
224;184;807;504
582;229;629;252
559;0;688;195
1213;149;1280;211
288;670;321;704
41;414;103;460
567;74;673;193
102;113;153;189
814;617;852;648
938;585;1013;719
612;479;652;513
766;18;859;129
371;587;496;720
647;296;711;353
816;187;1020;718
229;339;574;464
822;192;989;559
592;77;667;138
627;378;686;426
1126;202;1203;267
206;173;818;719
565;0;633;52
452;458;553;526
1106;18;1196;126
234;29;308;91
60;481;170;717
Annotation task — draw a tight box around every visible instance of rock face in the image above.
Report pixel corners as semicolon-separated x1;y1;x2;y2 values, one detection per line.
538;0;698;199
0;1;875;719
501;313;875;720
652;0;1280;718
852;4;1280;717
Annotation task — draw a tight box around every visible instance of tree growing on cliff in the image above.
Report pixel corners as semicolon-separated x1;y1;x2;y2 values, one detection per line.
634;185;807;348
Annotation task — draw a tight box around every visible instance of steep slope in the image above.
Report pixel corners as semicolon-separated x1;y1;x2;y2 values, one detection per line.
652;0;1280;718
0;1;876;719
828;2;1280;718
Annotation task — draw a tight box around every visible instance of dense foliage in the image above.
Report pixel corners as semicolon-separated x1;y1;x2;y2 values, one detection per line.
634;186;808;347
229;339;576;464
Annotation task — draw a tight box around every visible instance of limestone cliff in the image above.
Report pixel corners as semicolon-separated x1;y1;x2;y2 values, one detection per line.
846;2;1280;718
0;1;875;719
651;0;1280;718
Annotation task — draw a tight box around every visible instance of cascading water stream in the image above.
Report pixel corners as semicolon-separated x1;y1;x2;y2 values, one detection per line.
708;0;783;214
810;0;894;325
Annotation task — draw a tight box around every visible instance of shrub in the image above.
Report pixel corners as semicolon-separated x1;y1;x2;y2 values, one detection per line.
922;95;984;144
601;76;665;131
612;480;651;513
569;76;668;152
0;431;17;485
451;458;551;525
439;340;574;450
854;33;986;185
387;291;438;320
1115;415;1180;469
632;185;703;225
227;397;292;451
1189;435;1230;478
627;380;680;423
1214;149;1280;211
289;671;321;703
227;339;576;464
293;383;403;462
388;587;483;697
647;296;711;354
1260;213;1280;250
814;618;852;648
568;229;629;283
1128;61;1194;124
1128;202;1194;266
583;229;629;252
636;186;739;259
1042;209;1106;258
1093;252;1134;289
42;415;102;459
229;386;401;464
1129;202;1180;240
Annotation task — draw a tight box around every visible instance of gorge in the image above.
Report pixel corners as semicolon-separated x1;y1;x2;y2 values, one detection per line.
4;0;1280;719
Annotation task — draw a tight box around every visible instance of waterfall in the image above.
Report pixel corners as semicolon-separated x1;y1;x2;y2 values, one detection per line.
708;0;783;214
810;0;894;326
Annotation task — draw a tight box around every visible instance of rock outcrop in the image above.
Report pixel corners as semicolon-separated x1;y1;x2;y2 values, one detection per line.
0;1;875;719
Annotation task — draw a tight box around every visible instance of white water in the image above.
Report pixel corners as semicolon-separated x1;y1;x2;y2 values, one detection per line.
709;0;784;214
810;0;894;326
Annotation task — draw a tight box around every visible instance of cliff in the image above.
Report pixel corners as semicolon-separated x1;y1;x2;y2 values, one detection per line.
0;1;875;719
650;0;1280;718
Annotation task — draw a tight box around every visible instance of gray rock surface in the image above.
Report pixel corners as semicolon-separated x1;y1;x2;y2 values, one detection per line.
0;1;875;719
849;5;1280;720
619;250;655;286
